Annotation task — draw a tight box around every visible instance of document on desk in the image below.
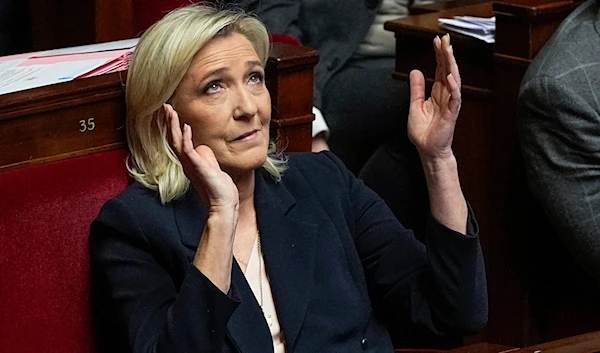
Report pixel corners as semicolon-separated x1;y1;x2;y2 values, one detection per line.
0;40;136;95
438;16;495;43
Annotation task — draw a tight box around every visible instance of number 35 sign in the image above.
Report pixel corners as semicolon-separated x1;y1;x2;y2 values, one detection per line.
79;118;96;133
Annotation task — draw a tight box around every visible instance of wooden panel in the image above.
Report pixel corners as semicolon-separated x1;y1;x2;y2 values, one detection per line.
0;72;127;172
27;0;95;51
94;0;136;42
266;44;319;152
386;0;584;347
0;43;317;172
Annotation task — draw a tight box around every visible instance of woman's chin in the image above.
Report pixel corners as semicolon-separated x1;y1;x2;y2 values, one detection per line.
221;151;268;177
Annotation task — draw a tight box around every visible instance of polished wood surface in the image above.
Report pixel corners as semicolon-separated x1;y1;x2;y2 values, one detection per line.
410;0;489;14
514;330;600;353
386;0;585;347
451;331;600;353
27;0;135;51
446;342;518;353
0;42;317;172
266;43;319;152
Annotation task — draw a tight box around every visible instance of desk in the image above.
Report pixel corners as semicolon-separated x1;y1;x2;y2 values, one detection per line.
385;0;581;347
0;43;317;172
448;331;600;353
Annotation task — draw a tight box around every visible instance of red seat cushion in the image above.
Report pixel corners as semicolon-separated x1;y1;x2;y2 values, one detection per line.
0;150;130;353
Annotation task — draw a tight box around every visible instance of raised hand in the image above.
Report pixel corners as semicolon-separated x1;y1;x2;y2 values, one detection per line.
163;104;239;212
408;34;461;161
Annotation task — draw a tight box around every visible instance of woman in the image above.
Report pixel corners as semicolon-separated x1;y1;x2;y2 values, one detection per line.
90;4;487;353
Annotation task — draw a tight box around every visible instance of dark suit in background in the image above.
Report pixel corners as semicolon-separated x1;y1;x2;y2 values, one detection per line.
517;0;600;338
90;152;487;352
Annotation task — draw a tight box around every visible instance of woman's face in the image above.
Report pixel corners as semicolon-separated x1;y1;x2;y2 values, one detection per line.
173;32;271;176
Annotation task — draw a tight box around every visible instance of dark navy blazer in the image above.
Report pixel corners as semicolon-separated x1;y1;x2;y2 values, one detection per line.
90;152;487;353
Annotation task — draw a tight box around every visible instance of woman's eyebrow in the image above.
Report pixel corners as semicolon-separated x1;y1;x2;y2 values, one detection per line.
197;61;263;83
198;67;228;83
245;60;263;69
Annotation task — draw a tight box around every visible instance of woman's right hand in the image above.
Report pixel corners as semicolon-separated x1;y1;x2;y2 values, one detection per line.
163;104;239;213
164;104;238;292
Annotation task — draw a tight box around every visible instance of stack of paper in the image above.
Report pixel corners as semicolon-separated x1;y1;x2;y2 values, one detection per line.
438;16;495;43
0;38;138;95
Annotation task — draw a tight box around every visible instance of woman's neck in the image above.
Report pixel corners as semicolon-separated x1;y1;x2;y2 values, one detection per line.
232;169;256;206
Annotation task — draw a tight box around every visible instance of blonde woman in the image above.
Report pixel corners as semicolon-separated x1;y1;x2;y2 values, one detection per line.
90;4;487;353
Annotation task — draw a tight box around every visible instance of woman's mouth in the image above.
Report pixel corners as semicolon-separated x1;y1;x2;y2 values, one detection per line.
233;129;259;142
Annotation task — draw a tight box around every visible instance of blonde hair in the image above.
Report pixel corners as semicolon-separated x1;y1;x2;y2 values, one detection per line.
126;4;287;204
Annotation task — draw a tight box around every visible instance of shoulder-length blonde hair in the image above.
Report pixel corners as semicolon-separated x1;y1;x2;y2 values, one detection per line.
126;4;286;204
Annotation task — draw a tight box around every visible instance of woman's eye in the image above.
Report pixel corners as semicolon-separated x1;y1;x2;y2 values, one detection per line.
204;81;221;94
249;72;264;85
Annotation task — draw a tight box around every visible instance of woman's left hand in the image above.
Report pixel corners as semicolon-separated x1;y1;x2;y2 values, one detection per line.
408;34;461;161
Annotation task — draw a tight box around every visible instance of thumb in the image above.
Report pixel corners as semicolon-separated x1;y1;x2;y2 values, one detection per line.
409;69;426;105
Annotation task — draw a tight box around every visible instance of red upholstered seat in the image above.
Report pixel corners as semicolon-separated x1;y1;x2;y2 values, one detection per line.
0;149;130;353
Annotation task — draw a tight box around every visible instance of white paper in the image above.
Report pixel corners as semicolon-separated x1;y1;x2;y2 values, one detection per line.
438;18;493;34
34;38;139;57
0;58;28;76
439;24;495;43
454;16;495;31
0;59;111;95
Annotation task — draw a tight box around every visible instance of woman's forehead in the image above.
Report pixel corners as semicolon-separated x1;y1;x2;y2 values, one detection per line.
190;33;262;71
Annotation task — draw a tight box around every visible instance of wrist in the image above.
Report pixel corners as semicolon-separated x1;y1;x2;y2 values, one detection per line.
420;152;458;176
205;210;238;243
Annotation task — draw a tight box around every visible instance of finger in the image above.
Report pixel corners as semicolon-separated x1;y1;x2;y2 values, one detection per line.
181;124;218;171
164;104;183;153
443;34;461;89
181;123;199;160
446;73;462;117
409;69;426;105
433;35;444;82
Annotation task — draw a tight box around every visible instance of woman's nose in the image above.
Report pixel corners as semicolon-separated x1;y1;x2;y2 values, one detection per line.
232;86;258;120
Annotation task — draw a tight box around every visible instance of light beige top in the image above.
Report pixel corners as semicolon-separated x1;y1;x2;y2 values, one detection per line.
357;0;434;56
244;237;286;353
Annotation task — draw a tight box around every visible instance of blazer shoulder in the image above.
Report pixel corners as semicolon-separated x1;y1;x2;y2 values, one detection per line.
93;182;175;234
285;151;350;184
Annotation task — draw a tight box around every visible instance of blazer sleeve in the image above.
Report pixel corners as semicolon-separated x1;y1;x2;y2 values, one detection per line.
322;152;488;336
518;75;600;282
90;197;240;353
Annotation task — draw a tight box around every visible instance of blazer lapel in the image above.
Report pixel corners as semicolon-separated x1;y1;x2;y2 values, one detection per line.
226;263;274;353
254;169;318;350
174;169;319;351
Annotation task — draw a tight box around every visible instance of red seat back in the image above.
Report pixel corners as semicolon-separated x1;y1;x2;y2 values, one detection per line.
0;149;130;353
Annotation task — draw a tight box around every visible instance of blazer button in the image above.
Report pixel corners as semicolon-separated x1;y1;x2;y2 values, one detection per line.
364;0;380;9
361;337;368;349
327;57;340;71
